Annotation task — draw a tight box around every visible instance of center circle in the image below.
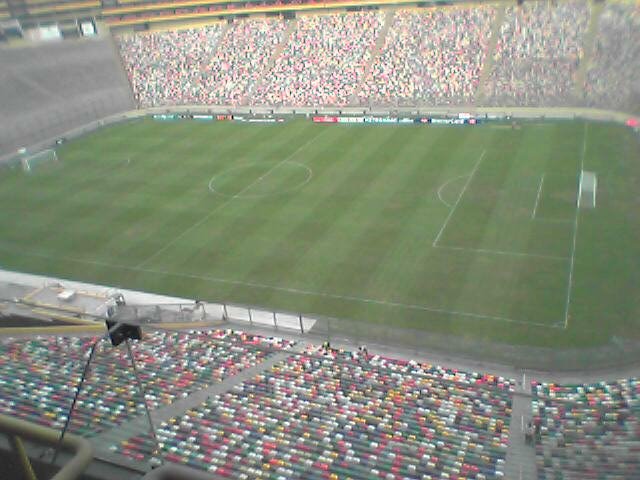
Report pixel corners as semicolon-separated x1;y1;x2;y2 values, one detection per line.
208;161;313;198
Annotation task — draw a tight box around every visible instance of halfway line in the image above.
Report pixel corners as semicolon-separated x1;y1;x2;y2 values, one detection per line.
135;128;329;269
433;150;486;246
436;174;469;208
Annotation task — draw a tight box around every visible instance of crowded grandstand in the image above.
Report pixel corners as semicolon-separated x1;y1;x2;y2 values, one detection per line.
0;0;639;479
111;3;637;110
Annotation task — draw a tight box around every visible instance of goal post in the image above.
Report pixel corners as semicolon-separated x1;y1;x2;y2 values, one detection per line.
20;148;58;172
577;170;597;209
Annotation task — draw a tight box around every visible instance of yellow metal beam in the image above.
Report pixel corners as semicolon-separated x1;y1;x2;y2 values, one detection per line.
22;300;85;315
21;287;44;303
0;325;104;336
103;0;230;15
106;0;420;24
27;0;100;14
30;308;98;326
0;414;93;480
149;320;225;330
8;435;38;480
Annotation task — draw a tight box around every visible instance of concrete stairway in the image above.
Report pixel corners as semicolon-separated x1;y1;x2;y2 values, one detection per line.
504;391;538;480
350;9;395;106
108;33;137;108
573;1;605;102
91;347;295;457
475;5;506;106
245;18;297;104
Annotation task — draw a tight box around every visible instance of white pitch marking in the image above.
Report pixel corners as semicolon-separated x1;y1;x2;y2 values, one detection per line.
531;174;545;219
436;174;470;208
577;170;584;208
563;122;588;330
137;128;328;268
208;161;313;199
533;217;572;224
434;244;567;261
0;242;560;330
433;150;486;246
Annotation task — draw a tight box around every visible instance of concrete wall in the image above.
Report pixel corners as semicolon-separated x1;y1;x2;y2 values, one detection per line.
0;103;636;166
0;37;134;157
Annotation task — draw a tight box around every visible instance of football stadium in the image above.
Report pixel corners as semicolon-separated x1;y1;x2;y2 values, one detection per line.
0;0;639;479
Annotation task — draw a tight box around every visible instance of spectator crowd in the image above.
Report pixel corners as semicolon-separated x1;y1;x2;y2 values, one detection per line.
485;1;590;107
117;20;288;107
116;3;639;112
202;18;288;105
359;6;494;107
118;26;224;107
253;12;384;106
584;3;640;113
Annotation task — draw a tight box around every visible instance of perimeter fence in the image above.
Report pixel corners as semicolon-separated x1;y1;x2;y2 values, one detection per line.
111;299;640;373
3;282;640;372
223;304;640;372
1;104;635;166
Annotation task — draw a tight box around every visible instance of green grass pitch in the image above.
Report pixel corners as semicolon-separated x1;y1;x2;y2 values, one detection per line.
1;118;639;348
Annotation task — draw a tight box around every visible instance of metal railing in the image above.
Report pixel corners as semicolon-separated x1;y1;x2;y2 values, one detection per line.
0;414;93;480
1;104;635;166
190;300;640;372
4;285;640;371
141;464;224;480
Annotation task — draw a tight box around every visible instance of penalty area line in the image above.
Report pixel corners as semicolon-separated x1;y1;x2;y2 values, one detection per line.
531;174;545;219
533;217;572;224
563;122;588;330
0;243;559;330
433;244;567;261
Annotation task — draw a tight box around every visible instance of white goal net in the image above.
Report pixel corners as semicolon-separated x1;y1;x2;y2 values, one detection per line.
577;170;597;208
20;149;58;172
